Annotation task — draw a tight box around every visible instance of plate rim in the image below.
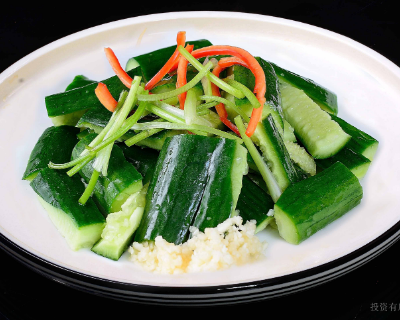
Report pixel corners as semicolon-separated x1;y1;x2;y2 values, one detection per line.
1;11;399;300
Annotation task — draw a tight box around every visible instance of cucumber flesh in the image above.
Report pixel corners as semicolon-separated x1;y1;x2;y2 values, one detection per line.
23;126;79;181
283;120;296;142
280;82;350;159
330;114;378;161
284;141;316;176
30;168;105;250
316;147;371;180
270;62;338;115
274;162;363;244
251;114;304;192
91;185;148;260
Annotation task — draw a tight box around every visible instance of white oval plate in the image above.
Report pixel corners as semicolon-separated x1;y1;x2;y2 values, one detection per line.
1;12;400;304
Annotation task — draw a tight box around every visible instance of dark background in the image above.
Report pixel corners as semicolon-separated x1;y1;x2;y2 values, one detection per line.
1;1;400;319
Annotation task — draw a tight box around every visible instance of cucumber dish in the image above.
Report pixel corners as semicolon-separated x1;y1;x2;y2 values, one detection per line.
23;31;378;274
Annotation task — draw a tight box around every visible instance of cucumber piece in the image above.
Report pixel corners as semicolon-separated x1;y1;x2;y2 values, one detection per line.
92;185;147;260
330;114;379;161
76;106;184;150
316;147;371;179
30;168;105;250
280;82;350;159
191;138;248;232
274;162;363;244
72;133;143;214
251;114;304;192
236;176;274;233
65;75;96;91
23;126;79;181
284;140;316;176
127;39;212;82
134;135;247;245
45;68;142;125
119;145;159;184
270;62;338;115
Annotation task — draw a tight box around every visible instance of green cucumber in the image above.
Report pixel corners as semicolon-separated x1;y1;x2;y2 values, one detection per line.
280;82;350;159
236;176;274;233
23;126;79;181
274;162;363;244
251;114;304;191
119;144;159;184
191;138;248;232
45;68;142;125
270;62;338;115
134;135;247;245
30;168;105;250
330;114;378;161
316;148;371;179
72;133;143;214
283;120;296;142
91;185;147;260
65;75;96;91
126;40;212;82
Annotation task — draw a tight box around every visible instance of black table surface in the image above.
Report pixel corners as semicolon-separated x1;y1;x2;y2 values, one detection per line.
1;1;400;319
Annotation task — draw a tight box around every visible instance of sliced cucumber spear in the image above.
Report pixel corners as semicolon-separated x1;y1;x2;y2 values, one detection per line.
22;126;79;181
30;168;105;251
330;114;379;161
134;134;247;245
274;162;363;244
280;82;350;159
92;185;148;260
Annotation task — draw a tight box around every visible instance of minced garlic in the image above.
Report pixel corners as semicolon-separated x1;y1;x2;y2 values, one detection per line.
128;216;267;274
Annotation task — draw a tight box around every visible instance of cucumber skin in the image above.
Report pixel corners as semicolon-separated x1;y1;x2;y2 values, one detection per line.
30;168;105;228
330;114;378;161
131;40;212;82
316;148;371;180
271;62;338;115
72;133;143;214
65;75;96;91
134;135;220;245
119;145;159;184
45;68;142;118
274;162;363;244
237;176;274;232
23;126;79;181
191;139;246;232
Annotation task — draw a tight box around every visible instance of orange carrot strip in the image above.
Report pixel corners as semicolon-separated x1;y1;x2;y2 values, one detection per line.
95;83;118;112
218;56;249;69
177;44;194;109
145;31;186;91
104;48;133;88
169;45;265;136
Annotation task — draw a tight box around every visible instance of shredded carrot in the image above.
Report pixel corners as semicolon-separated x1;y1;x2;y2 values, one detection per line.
95;83;118;112
177;44;194;109
210;62;240;135
145;31;186;91
218;57;249;69
168;45;266;136
104;48;133;88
